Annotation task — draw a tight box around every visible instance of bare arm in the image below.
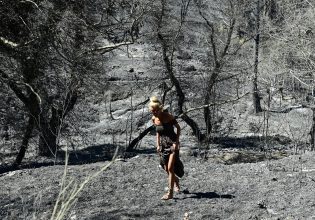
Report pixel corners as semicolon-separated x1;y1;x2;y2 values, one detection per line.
167;112;180;151
174;122;181;150
152;116;161;152
175;123;180;144
156;132;161;152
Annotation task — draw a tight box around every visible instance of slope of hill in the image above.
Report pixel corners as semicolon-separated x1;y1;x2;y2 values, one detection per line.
1;147;315;219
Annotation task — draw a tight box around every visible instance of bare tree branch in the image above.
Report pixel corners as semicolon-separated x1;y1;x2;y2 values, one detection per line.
220;18;235;60
20;0;41;10
81;41;134;55
178;92;250;117
0;37;19;49
0;70;29;105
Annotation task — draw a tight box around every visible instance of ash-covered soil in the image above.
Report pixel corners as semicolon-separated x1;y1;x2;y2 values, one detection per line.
1;144;315;220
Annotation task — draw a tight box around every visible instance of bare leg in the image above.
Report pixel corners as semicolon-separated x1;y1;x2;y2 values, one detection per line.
162;152;176;200
164;165;168;173
163;165;179;191
168;152;176;191
175;176;180;192
168;152;180;192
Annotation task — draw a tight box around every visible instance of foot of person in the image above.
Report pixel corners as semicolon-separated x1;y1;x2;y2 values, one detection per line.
161;189;173;200
175;178;180;192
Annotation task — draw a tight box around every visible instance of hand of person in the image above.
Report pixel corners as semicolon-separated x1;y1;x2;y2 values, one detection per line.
157;146;161;153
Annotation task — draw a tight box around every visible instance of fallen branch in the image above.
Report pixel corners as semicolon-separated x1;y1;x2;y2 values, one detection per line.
82;41;134;55
269;104;313;113
126;125;154;152
127;93;249;151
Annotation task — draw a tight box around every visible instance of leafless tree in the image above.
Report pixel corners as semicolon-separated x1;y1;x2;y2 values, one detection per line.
253;0;263;113
0;0;142;165
195;0;236;135
156;0;204;141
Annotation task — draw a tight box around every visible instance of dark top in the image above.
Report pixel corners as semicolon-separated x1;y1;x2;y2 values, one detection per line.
155;119;178;142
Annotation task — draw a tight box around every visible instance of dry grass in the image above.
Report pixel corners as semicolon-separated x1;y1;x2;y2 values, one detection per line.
50;146;119;220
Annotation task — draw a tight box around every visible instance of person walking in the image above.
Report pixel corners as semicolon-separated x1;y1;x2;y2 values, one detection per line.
149;96;183;200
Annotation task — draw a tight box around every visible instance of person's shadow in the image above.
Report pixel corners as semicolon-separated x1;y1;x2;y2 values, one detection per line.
180;189;235;200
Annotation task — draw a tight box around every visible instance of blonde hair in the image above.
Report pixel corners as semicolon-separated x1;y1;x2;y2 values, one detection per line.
148;96;163;111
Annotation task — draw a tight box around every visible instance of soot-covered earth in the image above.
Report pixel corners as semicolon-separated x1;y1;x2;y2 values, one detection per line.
1;139;315;220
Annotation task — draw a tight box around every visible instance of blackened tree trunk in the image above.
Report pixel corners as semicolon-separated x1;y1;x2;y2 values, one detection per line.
253;0;263;113
38;89;78;156
1;0;137;162
38;118;59;157
204;66;220;135
197;3;235;135
14;116;35;166
158;34;203;141
157;0;203;141
311;108;315;150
